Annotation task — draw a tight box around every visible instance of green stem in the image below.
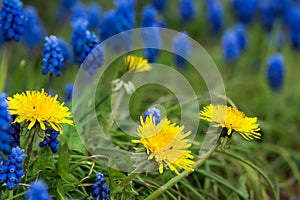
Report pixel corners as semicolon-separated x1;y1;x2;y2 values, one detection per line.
8;190;13;200
145;139;221;200
118;162;149;188
11;191;26;199
108;88;125;129
46;73;53;91
0;45;9;93
22;128;37;181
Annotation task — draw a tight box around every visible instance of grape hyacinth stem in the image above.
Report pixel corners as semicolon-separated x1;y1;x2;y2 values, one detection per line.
108;87;125;129
118;161;149;188
46;73;53;92
145;138;221;200
8;190;13;200
0;45;9;92
22;128;38;181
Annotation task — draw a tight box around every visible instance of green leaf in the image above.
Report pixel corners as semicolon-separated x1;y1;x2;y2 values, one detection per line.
33;147;55;175
109;168;126;195
56;179;66;200
61;127;88;154
57;143;78;184
109;168;127;180
222;151;279;200
197;169;249;199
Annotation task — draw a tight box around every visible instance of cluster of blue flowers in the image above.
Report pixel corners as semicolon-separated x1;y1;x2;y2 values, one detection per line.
64;83;74;103
221;23;248;62
231;0;258;24
152;0;167;12
86;3;103;30
92;173;110;200
25;180;51;200
287;7;300;50
0;93;14;155
143;107;162;125
141;4;163;62
142;5;158;27
69;1;103;31
178;0;196;23
39;129;60;153
71;18;99;70
266;53;285;91
0;147;26;190
0;0;24;42
141;27;161;63
41;36;65;76
100;1;135;51
8;119;20;149
23;6;45;49
207;0;224;34
172;32;192;68
57;0;77;21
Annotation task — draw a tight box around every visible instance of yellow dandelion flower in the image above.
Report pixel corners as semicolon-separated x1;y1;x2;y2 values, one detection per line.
7;89;73;132
124;55;151;72
132;116;195;174
200;104;261;140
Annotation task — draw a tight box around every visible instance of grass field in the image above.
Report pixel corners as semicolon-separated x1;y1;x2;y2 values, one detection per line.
0;0;300;199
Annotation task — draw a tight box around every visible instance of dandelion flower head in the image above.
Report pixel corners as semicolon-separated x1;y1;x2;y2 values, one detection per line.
7;89;73;132
132;115;195;174
200;104;261;140
124;55;151;73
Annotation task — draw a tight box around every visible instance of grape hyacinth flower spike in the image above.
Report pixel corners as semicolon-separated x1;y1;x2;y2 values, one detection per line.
172;31;192;68
25;180;51;200
0;0;25;42
41;36;65;76
0;146;26;190
0;93;14;155
266;53;285;91
92;173;110;200
39;129;60;153
143;107;162;125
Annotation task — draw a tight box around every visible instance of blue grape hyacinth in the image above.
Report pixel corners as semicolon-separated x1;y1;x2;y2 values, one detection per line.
58;38;72;65
172;32;192;68
221;29;241;62
100;1;135;51
287;7;300;50
269;0;290;16
57;0;77;20
232;0;258;24
141;27;161;62
39;129;60;153
233;23;248;51
143;107;161;125
25;180;51;200
65;83;74;103
260;1;275;32
178;0;196;23
0;93;14;155
70;2;88;25
87;2;103;30
0;0;24;42
8;119;20;149
92;173;110;200
0;146;26;190
266;53;284;91
142;5;158;27
207;0;224;34
41;36;65;76
152;0;167;12
23;6;45;49
71;18;99;67
82;45;104;75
